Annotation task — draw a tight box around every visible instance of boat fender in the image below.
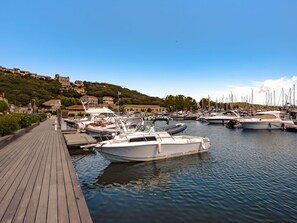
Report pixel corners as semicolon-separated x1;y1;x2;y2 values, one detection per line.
158;143;161;153
269;122;271;128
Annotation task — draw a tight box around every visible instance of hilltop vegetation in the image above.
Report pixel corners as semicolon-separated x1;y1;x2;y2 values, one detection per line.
0;71;166;107
0;71;81;107
84;81;165;106
1;69;266;112
0;69;201;111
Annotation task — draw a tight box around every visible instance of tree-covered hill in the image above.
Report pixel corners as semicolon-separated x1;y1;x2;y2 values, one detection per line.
0;70;166;107
83;81;165;106
0;71;80;106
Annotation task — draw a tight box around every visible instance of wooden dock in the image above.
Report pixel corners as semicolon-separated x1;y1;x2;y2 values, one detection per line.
0;119;93;223
63;133;97;148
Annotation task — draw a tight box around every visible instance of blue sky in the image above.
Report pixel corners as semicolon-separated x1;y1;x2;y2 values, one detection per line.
1;0;297;105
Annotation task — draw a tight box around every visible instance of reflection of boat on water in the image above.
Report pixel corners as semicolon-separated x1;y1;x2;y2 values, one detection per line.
95;152;209;186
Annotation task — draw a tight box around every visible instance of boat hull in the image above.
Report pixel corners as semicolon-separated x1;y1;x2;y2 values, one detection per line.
98;137;210;163
240;121;292;130
206;119;235;124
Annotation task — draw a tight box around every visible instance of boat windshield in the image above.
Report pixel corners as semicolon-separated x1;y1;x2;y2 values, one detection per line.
136;124;154;133
135;122;164;133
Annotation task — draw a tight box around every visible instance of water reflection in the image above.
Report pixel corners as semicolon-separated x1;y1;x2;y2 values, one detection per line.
95;152;209;187
74;121;297;223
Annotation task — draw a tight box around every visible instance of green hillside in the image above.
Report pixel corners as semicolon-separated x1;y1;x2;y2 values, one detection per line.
0;70;165;107
0;71;61;106
83;81;165;106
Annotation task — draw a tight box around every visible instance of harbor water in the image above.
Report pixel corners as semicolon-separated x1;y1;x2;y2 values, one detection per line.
71;120;297;223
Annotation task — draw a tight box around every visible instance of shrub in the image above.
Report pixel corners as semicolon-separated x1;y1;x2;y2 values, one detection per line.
0;101;8;112
37;113;47;121
12;113;32;128
0;115;20;136
0;113;47;137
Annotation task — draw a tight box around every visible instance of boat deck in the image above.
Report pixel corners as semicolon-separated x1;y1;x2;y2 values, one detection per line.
0;119;93;223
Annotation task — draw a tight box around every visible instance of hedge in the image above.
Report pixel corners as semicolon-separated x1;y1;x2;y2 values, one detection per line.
0;113;48;137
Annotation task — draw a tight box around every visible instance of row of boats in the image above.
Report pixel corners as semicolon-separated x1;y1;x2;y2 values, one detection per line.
65;106;210;163
65;105;297;164
199;110;297;130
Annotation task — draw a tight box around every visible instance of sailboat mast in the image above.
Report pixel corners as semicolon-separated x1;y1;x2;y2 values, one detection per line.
251;90;254;114
282;88;284;108
293;84;296;107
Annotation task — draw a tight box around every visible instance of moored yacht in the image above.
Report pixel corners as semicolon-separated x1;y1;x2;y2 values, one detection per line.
85;121;210;163
239;111;294;130
204;110;240;124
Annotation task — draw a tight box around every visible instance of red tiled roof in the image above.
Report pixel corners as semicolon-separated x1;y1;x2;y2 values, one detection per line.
43;99;61;106
82;95;97;99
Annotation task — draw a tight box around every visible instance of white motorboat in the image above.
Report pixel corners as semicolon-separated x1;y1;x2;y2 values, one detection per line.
239;111;294;130
76;107;117;130
204;110;240;124
85;123;118;134
90;122;210;163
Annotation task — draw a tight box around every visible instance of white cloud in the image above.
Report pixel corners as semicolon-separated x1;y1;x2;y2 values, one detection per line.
259;77;296;93
195;76;297;106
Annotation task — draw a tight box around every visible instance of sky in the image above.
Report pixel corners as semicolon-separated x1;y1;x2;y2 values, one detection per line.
1;0;297;105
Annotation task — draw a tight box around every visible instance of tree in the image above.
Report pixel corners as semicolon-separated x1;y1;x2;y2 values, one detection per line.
0;101;8;112
60;96;81;107
199;98;213;110
165;95;198;112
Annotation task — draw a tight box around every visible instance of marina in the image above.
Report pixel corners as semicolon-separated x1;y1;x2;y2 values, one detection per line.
71;120;297;223
1;113;297;223
1;1;297;222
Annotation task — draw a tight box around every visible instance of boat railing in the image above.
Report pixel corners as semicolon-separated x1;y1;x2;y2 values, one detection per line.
98;117;177;144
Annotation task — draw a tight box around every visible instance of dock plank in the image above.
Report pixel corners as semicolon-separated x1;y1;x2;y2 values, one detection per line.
0;119;93;223
47;132;58;223
58;131;92;223
1;133;45;223
12;131;49;223
56;133;70;223
60;134;82;223
0;136;42;221
0;133;41;186
22;133;50;223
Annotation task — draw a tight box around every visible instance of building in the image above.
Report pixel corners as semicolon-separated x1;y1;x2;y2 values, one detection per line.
36;75;51;80
80;95;98;105
42;99;61;114
55;74;71;88
123;105;166;113
74;80;84;87
73;86;86;95
73;80;86;95
103;96;114;105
